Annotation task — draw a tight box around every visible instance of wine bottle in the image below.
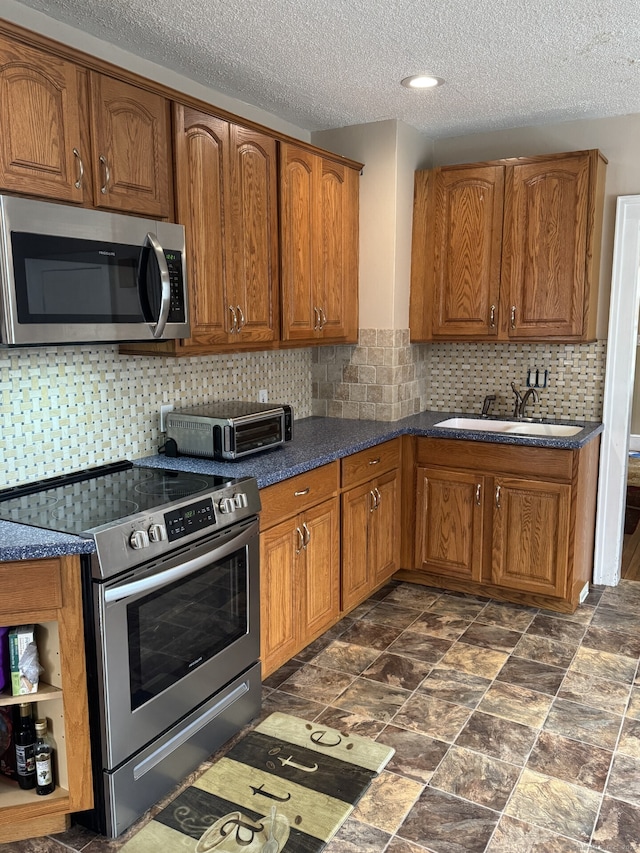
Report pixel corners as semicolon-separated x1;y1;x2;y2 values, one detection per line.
15;703;35;790
34;718;54;795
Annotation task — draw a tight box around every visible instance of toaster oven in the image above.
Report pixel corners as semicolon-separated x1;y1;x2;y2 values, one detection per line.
164;401;293;460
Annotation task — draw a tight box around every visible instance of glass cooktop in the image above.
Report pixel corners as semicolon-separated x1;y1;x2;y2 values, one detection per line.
0;462;237;536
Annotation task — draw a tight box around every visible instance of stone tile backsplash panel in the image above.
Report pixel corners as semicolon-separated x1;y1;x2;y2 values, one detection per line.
312;331;606;423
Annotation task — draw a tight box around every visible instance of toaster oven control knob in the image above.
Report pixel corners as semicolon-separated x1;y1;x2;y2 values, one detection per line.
218;497;236;514
148;523;167;543
233;493;249;509
129;529;150;550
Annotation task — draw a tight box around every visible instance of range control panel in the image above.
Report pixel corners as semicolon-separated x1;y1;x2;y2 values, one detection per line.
164;497;216;542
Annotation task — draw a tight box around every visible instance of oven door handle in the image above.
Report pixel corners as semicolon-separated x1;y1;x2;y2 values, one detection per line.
143;232;172;339
104;519;258;604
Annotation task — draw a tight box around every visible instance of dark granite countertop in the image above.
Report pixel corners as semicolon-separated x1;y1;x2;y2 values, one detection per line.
0;412;603;562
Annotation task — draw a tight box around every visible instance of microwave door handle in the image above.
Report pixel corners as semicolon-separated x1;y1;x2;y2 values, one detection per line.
104;519;258;604
143;232;171;338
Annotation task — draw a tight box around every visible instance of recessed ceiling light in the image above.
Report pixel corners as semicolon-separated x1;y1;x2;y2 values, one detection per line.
401;75;445;89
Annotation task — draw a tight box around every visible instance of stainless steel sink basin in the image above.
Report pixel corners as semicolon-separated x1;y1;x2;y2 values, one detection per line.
434;417;583;437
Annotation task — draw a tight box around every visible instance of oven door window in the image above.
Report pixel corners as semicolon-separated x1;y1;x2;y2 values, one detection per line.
126;546;247;711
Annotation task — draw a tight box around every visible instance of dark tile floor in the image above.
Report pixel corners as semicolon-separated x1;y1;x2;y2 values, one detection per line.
4;579;640;853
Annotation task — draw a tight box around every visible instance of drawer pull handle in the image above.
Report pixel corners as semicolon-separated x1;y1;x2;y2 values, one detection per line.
495;485;501;509
294;488;310;497
369;457;381;465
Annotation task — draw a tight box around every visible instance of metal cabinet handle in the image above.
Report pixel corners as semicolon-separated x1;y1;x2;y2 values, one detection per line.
370;489;377;512
319;307;327;329
489;304;496;327
369;457;381;466
229;305;238;333
236;305;245;331
295;526;305;554
476;483;482;506
302;522;311;547
510;306;516;329
495;485;501;509
99;154;110;194
374;487;381;508
73;148;84;189
294;487;310;497
313;307;320;330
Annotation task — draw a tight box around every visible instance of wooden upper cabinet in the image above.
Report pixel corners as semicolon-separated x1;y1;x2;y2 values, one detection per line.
411;166;503;338
280;142;359;344
0;34;172;217
172;105;279;352
410;150;606;343
0;36;84;202
502;154;591;338
89;73;171;217
227;124;279;344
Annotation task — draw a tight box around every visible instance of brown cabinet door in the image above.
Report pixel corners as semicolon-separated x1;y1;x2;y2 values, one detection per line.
371;469;401;587
317;159;358;342
415;466;484;581
89;73;170;217
502;155;590;338
260;519;300;677
430;166;504;338
280;143;316;341
228;124;279;344
303;498;340;639
491;476;570;597
341;481;373;611
0;37;83;203
174;106;230;346
280;143;359;344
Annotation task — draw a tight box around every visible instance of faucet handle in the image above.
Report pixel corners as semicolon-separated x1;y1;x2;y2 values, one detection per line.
481;395;496;417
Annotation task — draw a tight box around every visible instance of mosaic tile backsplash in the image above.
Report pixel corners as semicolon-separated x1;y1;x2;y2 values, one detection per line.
2;334;606;488
1;346;312;488
312;330;606;424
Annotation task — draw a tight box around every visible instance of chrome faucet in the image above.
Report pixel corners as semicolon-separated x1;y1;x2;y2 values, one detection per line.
511;382;539;418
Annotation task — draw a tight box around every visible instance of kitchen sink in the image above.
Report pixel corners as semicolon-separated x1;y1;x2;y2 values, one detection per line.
433;417;583;437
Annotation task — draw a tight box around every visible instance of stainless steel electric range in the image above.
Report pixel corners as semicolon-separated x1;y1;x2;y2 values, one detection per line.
0;461;262;837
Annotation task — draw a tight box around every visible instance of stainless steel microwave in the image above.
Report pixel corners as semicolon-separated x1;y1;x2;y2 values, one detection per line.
165;401;294;460
0;195;190;346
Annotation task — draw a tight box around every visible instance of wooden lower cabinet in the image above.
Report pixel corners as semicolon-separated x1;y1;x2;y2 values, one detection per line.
260;465;340;678
492;476;571;598
415;467;484;582
342;468;400;610
404;436;600;612
0;556;92;844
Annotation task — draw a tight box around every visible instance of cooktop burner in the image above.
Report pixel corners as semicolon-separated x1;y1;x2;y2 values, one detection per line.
0;462;236;537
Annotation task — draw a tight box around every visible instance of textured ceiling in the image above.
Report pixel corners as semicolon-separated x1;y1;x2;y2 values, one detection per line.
13;0;640;138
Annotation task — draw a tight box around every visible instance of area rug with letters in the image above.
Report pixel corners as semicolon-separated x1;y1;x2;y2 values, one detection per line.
119;711;395;852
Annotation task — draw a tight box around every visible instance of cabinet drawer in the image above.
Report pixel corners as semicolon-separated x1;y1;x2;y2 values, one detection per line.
341;438;401;489
260;462;339;529
0;560;63;617
416;437;573;481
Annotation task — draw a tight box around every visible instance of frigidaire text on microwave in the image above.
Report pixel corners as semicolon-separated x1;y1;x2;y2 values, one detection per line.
0;194;190;346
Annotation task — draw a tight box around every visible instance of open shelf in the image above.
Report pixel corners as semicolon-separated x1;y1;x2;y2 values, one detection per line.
0;682;62;707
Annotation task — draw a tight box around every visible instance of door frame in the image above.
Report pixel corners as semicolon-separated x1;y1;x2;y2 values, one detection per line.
594;195;640;585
